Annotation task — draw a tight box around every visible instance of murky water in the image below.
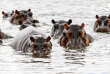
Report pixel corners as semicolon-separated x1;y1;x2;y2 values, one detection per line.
1;0;110;74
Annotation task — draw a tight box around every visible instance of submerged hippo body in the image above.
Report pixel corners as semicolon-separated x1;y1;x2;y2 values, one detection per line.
19;21;36;30
59;23;93;49
51;19;72;39
11;26;52;54
19;19;39;30
94;15;110;32
0;29;13;39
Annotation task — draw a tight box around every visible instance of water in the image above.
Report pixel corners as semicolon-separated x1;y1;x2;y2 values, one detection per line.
0;0;110;74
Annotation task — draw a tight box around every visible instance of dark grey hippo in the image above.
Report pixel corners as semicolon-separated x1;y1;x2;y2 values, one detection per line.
59;23;93;49
11;26;52;54
94;15;110;32
2;11;14;18
51;19;72;39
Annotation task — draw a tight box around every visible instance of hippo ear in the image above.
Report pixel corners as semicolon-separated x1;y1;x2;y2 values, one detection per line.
67;19;72;25
2;11;5;15
30;37;35;42
51;19;56;24
12;11;14;14
64;24;68;29
108;15;110;19
11;11;14;16
28;9;31;12
81;23;85;29
19;21;22;25
2;11;7;16
46;36;51;42
15;10;19;14
96;15;99;19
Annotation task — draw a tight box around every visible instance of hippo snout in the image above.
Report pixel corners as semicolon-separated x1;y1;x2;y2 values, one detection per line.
96;28;109;32
66;42;86;49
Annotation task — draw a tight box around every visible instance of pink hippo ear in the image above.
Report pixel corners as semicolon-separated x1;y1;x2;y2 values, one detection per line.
46;36;51;42
81;23;85;29
64;24;68;29
51;19;56;24
28;9;31;12
15;10;19;14
30;37;35;42
2;11;6;16
12;11;14;15
67;19;72;25
96;15;99;19
2;11;5;15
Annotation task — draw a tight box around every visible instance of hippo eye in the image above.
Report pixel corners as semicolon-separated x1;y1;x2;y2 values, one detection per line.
63;32;66;36
44;45;47;48
44;44;49;48
54;25;59;29
98;21;102;26
78;32;82;36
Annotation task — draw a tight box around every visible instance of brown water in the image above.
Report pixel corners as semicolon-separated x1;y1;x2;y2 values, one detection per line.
1;0;110;74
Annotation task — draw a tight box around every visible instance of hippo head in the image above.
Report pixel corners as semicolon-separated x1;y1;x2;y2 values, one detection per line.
19;9;33;18
11;10;26;24
2;11;14;18
19;21;36;30
61;23;86;49
30;36;52;54
94;15;110;32
51;19;72;39
16;10;26;20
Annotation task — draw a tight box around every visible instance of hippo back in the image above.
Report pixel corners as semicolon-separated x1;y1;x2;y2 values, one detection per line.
11;26;46;52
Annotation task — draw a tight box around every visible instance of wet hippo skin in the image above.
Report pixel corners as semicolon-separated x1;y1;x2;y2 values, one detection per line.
51;19;72;39
11;26;52;54
94;15;110;32
59;23;93;49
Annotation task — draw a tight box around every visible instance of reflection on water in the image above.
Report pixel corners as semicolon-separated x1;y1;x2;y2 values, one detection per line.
64;49;85;65
17;51;51;58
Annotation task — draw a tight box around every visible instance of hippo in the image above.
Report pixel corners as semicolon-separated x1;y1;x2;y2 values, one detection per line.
2;11;14;18
51;19;72;39
19;19;39;30
10;9;33;25
94;15;110;32
59;23;93;49
11;26;52;54
0;29;13;39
